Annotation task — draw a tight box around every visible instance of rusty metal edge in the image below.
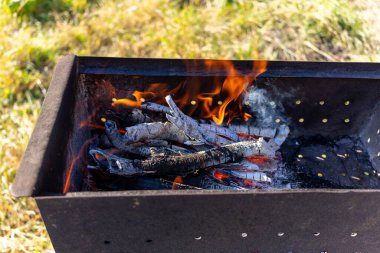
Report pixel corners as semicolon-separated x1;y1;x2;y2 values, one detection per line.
12;55;78;197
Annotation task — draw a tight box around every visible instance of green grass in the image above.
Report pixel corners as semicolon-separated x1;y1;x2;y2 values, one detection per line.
1;0;379;251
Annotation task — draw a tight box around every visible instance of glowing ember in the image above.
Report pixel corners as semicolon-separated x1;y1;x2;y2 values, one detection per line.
172;176;183;190
245;155;270;164
213;170;230;181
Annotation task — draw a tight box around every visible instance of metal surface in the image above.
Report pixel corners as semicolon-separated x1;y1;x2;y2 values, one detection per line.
12;56;380;252
37;190;380;253
12;55;77;197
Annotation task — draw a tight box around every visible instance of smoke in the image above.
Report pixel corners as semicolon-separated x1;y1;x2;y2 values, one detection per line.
245;86;288;128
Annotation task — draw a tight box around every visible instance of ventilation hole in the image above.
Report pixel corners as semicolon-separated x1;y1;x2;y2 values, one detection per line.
241;233;248;238
277;232;285;237
317;172;324;177
298;154;303;158
298;118;304;123
140;98;146;102
363;172;370;176
319;100;325;105
275;118;281;123
367;138;371;143
145;239;153;243
350;232;358;237
104;241;111;245
313;232;320;236
321;154;327;159
344;118;350;123
295;100;302;105
344;100;350;106
190;100;197;105
322;118;328;123
194;236;202;240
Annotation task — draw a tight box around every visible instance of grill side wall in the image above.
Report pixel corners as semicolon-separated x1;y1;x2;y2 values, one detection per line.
37;191;380;253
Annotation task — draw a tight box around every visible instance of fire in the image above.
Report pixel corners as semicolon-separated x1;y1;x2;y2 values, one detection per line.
245;155;270;164
63;137;97;193
112;83;181;108
172;176;183;190
213;170;230;181
112;60;267;125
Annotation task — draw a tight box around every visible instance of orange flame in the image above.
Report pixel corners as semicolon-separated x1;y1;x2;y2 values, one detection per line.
172;176;183;190
213;170;230;181
63;137;97;193
245;155;270;164
112;60;267;125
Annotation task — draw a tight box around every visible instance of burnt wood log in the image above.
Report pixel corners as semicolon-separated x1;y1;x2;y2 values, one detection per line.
89;138;278;176
105;120;190;146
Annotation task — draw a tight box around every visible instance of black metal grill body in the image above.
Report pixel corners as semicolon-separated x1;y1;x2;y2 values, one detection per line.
13;56;380;253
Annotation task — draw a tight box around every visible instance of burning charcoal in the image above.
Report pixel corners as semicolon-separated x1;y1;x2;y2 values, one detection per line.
89;138;278;177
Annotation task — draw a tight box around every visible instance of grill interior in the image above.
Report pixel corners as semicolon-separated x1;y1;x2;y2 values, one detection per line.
65;73;380;191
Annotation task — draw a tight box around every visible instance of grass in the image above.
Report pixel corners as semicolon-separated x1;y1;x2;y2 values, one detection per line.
0;0;379;252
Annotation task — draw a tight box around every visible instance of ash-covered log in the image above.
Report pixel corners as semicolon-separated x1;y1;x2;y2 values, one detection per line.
89;138;278;176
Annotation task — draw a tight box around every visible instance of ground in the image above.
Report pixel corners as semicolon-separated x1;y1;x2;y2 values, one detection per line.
1;0;380;252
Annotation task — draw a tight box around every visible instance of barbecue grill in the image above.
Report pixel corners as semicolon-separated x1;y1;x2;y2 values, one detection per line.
12;55;380;253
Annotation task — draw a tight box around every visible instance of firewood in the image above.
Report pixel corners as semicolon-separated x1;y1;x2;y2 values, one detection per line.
165;95;241;145
165;95;207;143
229;124;276;138
89;138;278;176
273;124;290;146
216;161;260;171
130;109;153;123
199;123;240;141
144;139;169;147
140;102;171;114
217;168;272;183
103;121;181;157
105;120;190;146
